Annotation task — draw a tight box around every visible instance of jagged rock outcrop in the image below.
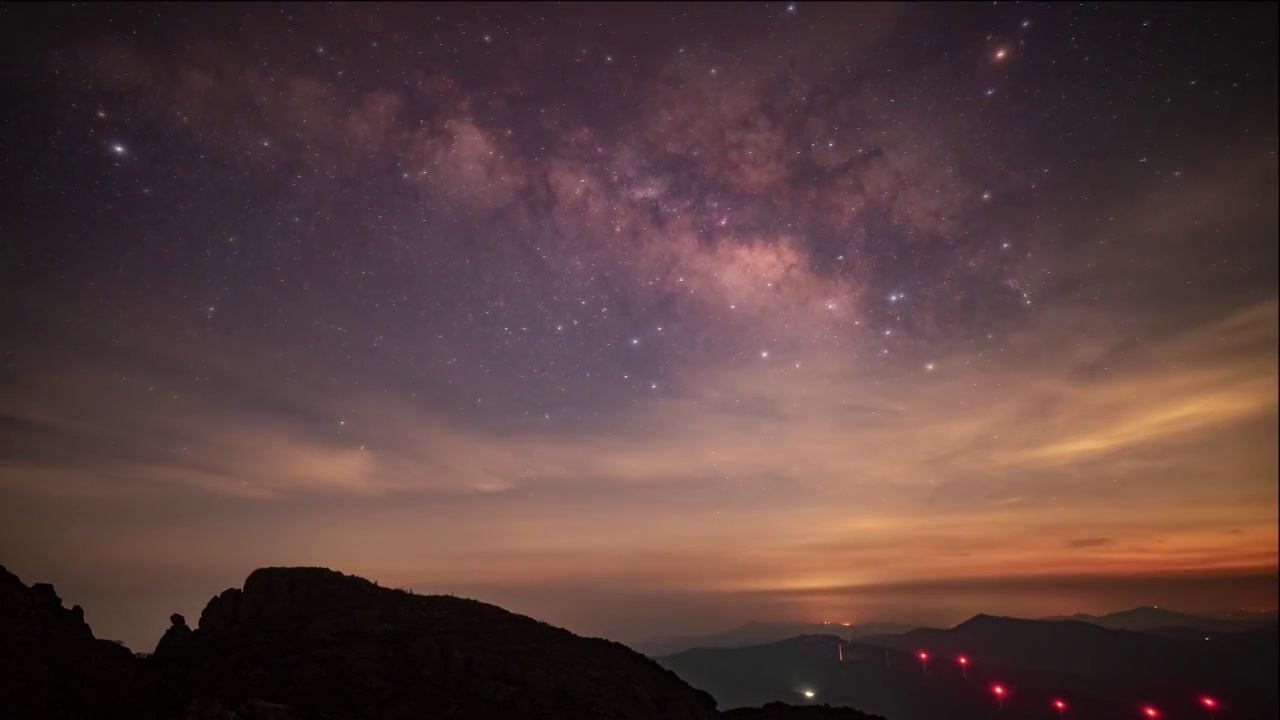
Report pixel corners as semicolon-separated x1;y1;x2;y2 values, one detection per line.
2;563;882;720
0;565;152;719
196;588;243;634
154;566;720;720
155;613;194;656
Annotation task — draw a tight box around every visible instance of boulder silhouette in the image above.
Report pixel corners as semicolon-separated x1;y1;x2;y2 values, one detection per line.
154;613;194;657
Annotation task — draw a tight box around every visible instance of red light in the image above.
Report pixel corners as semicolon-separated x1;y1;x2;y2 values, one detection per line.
1201;697;1217;708
992;684;1006;696
958;655;969;665
1143;707;1159;718
918;651;929;661
1054;699;1066;709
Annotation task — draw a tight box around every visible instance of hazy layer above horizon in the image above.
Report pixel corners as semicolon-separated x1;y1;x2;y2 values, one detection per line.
1;2;1276;653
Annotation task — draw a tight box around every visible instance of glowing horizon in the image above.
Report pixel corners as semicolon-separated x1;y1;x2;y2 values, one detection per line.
1;3;1275;653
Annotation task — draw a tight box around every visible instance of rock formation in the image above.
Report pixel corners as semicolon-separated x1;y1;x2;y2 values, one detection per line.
153;566;720;719
1;564;881;720
154;613;193;657
0;565;151;718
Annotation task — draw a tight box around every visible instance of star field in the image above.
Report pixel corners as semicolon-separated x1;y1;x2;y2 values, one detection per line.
1;2;1276;651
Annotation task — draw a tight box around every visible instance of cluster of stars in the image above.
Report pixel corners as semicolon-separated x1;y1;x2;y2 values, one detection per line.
0;0;1275;662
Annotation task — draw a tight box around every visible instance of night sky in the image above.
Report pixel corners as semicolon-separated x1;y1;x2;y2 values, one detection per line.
2;2;1276;653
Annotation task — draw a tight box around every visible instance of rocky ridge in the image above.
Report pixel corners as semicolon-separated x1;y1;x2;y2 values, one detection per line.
0;565;882;720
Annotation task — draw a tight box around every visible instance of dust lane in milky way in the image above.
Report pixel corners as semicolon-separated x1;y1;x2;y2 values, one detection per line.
0;2;1275;651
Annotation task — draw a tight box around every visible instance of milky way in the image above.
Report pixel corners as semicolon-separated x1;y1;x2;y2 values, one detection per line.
1;3;1276;651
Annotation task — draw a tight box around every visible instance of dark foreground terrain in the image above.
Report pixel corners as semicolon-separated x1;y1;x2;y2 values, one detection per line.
0;565;881;720
659;616;1278;720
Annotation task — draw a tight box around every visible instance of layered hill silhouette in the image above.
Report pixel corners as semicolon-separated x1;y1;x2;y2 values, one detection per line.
636;621;913;657
722;703;887;719
637;606;1277;658
1039;605;1279;634
660;614;1277;720
0;565;881;720
862;613;1277;700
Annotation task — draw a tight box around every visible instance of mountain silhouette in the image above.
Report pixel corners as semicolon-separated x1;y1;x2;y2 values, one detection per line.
0;565;153;718
865;612;1278;695
722;702;883;719
660;632;1090;717
636;621;914;657
0;565;878;719
660;615;1278;720
149;566;723;719
1040;605;1278;633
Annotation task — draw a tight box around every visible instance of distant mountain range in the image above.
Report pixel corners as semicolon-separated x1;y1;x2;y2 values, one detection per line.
1039;605;1279;633
635;621;915;657
0;564;879;720
6;564;1273;720
659;613;1278;720
638;606;1278;657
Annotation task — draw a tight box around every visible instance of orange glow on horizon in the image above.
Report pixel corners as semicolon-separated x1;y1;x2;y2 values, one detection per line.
3;289;1276;654
0;1;1275;666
